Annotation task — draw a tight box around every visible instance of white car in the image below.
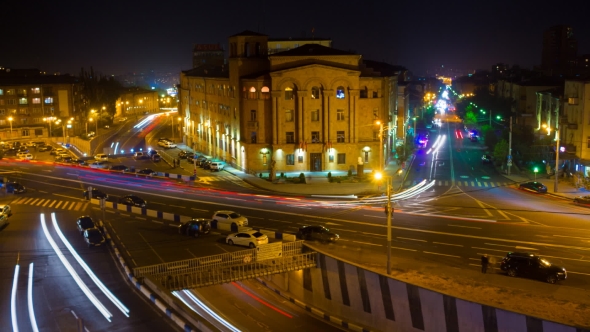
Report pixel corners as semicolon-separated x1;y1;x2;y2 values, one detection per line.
0;204;12;216
210;162;224;172
158;141;176;148
226;230;268;248
87;131;96;137
94;153;108;161
212;210;248;227
89;161;108;169
16;152;33;160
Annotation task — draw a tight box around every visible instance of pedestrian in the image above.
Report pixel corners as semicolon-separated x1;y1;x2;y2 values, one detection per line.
481;254;489;274
172;159;176;168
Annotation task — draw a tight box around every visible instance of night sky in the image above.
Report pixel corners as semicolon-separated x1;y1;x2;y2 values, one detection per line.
1;1;589;78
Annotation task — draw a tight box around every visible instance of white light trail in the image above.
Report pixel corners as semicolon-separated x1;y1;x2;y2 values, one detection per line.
114;142;120;155
11;264;19;332
175;290;241;332
40;214;113;321
27;263;39;332
51;213;129;317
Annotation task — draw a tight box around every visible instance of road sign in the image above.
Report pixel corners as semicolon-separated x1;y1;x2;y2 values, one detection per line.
507;155;512;160
256;242;283;261
507;161;512;167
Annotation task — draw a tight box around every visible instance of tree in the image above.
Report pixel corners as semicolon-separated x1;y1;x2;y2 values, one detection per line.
493;139;509;165
464;110;478;127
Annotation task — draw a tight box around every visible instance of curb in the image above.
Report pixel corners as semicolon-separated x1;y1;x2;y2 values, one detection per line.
256;278;372;332
102;222;200;332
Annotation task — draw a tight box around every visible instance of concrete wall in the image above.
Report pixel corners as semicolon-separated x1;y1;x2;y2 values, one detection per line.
262;251;581;332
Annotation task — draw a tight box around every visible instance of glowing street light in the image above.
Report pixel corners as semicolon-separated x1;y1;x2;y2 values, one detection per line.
8;116;13;136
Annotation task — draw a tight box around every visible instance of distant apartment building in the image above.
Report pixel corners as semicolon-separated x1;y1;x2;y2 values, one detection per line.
179;30;402;173
541;25;578;76
562;80;590;173
193;44;225;68
0;68;83;140
116;88;160;117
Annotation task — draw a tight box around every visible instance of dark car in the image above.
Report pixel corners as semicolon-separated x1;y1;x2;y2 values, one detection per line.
500;252;566;284
83;188;108;200
178;150;188;159
6;182;26;194
202;160;212;170
72;158;87;166
148;149;159;156
481;154;492;164
83;228;106;247
76;216;102;234
4;148;18;156
151;154;161;162
573;195;590;206
109;164;129;172
187;154;198;163
136;168;157;177
178;218;212;238
118;194;147;207
297;225;339;243
39;145;53;152
195;156;208;166
519;181;547;193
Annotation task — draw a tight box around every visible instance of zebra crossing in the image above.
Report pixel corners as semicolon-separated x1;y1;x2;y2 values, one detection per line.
11;197;89;211
412;180;513;188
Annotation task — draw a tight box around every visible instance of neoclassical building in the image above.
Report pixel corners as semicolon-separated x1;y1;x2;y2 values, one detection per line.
179;30;402;174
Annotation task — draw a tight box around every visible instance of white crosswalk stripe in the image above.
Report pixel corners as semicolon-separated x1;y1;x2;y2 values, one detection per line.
11;198;89;211
421;181;512;188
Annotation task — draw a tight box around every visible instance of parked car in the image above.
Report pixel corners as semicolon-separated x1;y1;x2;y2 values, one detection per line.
83;188;108;200
61;156;73;163
519;181;547;193
18;146;29;153
118;194;147;207
297;225;340;243
33;141;46;147
151;154;161;162
4;148;18;156
89;161;108;169
500;252;566;284
133;152;147;160
76;216;102;234
5;182;26;193
187;154;198;163
25;141;37;148
109;164;129;172
72;159;88;166
202;160;212;170
178;218;212;238
209;162;224;172
573;195;590;206
87;131;96;137
212;210;248;227
158;138;171;143
481;154;492;164
158;141;177;148
83;228;106;247
148;149;159;156
0;214;8;228
16;152;33;160
94;153;108;161
226;230;268;248
136;168;157;177
0;204;12;217
195;156;208;166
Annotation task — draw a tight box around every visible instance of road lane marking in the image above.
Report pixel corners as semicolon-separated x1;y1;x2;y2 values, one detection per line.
553;235;590;240
476;200;493;217
391;246;417;251
423;251;461;258
190;208;209;212
433;242;463;247
472;247;510;253
397;237;427;242
483;243;539;250
169;204;185;208
362;232;385;237
352;241;381;246
448;224;481;229
537;254;590;263
474;253;505;258
151;220;164;224
138;233;165;263
567;271;590;276
268;219;290;223
53;194;80;200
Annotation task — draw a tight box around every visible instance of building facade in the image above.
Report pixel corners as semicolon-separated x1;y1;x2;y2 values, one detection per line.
193;44;225;68
268;38;332;55
0;69;83;140
562;80;590;173
116;88;160;118
179;31;400;174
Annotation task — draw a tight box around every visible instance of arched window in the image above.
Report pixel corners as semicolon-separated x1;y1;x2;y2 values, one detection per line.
285;87;294;100
261;86;270;99
249;87;257;99
336;86;345;99
311;86;320;99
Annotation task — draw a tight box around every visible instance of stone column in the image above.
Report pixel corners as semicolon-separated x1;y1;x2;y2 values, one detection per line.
323;90;333;143
349;90;360;143
271;91;281;145
297;91;308;143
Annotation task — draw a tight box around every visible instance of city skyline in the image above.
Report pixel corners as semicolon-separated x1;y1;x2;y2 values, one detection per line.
1;1;589;77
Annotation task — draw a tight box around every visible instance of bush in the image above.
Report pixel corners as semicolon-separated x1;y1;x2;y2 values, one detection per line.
348;169;353;177
280;172;285;178
299;173;306;184
259;173;263;178
327;172;332;179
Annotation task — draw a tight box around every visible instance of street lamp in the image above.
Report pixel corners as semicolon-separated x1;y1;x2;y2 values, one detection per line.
534;167;538;181
376;120;384;173
374;169;402;275
43;117;55;138
8;116;13;137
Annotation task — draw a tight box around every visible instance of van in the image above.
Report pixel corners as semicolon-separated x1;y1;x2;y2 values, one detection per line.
210;162;224;172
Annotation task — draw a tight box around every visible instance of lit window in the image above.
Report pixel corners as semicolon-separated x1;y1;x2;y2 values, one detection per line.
44;97;53;104
19;98;28;105
249;87;257;99
0;89;4;95
285;110;294;122
261;86;270;99
311;131;320;143
336;86;345;99
32;98;41;104
31;87;40;94
285;87;294;100
286;154;295;165
311;87;320;99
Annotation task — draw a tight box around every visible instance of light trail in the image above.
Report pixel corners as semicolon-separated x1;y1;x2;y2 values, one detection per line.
11;264;19;332
27;263;40;332
174;290;241;332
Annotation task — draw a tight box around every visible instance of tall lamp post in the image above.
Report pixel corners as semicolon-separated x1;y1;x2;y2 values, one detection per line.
374;169;403;275
43;117;55;138
376;120;384;173
554;127;560;193
8;116;13;137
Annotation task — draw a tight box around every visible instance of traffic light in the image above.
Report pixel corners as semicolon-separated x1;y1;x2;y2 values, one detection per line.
384;205;394;215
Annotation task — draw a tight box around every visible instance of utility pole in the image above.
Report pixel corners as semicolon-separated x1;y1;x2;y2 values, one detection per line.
554;127;560;193
507;116;513;176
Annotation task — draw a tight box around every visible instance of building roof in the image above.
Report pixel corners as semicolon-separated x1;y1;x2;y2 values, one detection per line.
268;37;331;42
270;44;355;57
182;65;229;78
362;59;406;77
230;30;267;37
0;68;80;85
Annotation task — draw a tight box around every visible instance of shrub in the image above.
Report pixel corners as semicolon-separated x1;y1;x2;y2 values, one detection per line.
280;172;285;178
327;171;332;179
259;173;263;178
299;172;306;184
348;169;353;177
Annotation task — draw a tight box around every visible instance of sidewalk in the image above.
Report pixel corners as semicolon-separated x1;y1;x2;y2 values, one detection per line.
501;168;584;200
173;142;413;196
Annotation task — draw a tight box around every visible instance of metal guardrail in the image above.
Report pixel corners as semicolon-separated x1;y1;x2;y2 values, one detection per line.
156;252;317;290
133;241;306;279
